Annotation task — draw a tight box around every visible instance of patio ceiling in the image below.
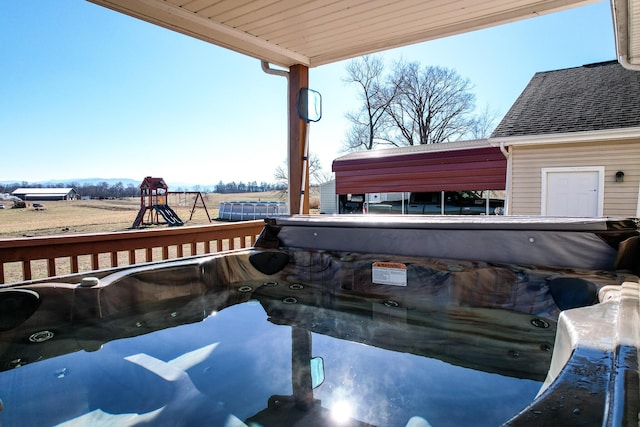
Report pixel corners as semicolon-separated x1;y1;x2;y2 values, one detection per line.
88;0;616;68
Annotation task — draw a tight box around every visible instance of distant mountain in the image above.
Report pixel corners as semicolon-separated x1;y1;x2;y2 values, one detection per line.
0;178;219;191
0;178;141;187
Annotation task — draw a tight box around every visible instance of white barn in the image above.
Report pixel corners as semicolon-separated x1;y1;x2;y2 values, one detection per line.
12;188;79;201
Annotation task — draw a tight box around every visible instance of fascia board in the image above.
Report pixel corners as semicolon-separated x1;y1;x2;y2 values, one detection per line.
489;127;640;147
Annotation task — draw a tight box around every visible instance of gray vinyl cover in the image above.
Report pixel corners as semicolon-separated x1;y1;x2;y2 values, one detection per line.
271;215;638;270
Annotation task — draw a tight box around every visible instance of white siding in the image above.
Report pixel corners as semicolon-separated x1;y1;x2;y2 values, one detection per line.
510;140;640;216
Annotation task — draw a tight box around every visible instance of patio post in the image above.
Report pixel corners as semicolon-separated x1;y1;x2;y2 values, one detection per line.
288;64;310;214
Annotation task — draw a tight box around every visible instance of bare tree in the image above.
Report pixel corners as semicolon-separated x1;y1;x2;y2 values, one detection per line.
343;55;399;151
387;61;477;145
274;152;328;192
344;57;494;149
468;104;499;139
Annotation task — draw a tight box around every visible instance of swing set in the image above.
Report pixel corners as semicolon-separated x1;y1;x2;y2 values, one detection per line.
131;176;212;228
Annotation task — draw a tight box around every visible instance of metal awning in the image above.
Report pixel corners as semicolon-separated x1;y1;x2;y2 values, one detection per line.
332;140;507;194
88;0;608;68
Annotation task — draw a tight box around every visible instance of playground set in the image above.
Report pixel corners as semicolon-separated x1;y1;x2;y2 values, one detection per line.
131;176;212;228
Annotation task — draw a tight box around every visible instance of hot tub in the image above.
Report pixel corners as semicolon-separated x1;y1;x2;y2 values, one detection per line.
0;216;638;426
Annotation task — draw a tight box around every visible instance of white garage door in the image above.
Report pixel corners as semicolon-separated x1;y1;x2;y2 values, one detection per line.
542;167;603;217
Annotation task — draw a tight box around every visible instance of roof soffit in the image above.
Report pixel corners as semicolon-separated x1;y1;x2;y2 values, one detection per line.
88;0;600;68
613;0;640;69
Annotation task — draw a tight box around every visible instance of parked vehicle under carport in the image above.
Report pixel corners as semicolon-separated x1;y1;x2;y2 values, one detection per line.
367;191;504;215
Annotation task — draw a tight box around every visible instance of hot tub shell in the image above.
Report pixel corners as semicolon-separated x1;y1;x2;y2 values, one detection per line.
0;215;638;426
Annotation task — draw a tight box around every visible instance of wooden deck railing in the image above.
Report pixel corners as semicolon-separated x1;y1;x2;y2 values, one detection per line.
0;220;265;285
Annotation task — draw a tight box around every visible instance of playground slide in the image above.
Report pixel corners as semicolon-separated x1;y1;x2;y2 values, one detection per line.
132;207;146;228
154;205;184;226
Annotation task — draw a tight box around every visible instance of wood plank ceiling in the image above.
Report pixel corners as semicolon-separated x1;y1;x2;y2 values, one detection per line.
88;0;607;68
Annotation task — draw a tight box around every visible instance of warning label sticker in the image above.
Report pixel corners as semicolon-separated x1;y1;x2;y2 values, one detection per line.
372;262;407;287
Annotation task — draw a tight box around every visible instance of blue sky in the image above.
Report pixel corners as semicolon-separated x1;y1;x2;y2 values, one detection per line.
1;1;616;187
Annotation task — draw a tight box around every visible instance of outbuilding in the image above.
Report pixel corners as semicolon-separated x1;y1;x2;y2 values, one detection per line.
319;179;337;214
12;188;79;201
332;140;506;195
489;60;640;217
329;140;507;213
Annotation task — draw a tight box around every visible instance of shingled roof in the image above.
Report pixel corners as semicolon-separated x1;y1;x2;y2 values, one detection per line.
491;61;640;138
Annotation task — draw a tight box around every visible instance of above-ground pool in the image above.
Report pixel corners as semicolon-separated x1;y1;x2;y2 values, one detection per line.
217;201;287;221
0;216;639;426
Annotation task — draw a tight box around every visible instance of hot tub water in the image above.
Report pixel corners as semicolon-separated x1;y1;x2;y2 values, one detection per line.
0;279;552;427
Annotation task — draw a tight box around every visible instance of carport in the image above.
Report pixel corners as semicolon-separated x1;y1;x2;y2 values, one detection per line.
332;140;507;195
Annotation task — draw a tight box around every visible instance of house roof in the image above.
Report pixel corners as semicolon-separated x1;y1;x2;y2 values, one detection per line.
89;0;604;68
332;140;506;194
12;188;77;195
491;61;640;139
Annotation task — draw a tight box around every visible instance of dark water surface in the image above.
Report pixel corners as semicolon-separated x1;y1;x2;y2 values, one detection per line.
0;280;551;427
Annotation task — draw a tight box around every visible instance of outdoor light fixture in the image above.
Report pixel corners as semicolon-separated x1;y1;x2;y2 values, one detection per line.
616;171;625;182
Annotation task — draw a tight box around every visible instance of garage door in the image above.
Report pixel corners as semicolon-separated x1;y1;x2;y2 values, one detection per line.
542;167;603;217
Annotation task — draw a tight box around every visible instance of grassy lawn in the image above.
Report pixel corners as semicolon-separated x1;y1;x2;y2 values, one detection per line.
0;191;290;239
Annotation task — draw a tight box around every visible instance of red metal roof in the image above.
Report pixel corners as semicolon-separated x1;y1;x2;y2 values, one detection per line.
332;141;506;194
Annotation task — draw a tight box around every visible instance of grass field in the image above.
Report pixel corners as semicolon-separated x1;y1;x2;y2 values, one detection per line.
0;190;302;239
0;190;323;283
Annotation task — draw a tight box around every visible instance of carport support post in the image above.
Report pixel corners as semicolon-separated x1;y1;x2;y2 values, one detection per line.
288;64;310;215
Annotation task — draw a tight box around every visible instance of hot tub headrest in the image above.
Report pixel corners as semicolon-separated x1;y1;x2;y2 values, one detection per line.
0;288;41;331
249;251;290;275
548;277;598;311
